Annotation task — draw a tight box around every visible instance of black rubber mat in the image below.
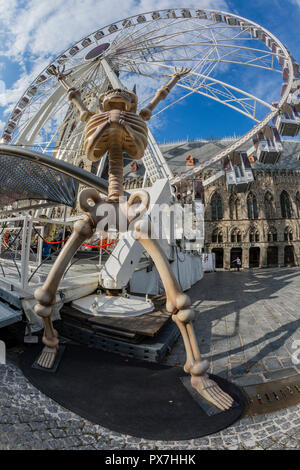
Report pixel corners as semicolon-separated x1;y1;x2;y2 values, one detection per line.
20;344;246;440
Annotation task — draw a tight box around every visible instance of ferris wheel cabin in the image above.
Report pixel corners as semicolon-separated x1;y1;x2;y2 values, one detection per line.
273;102;300;136
224;152;254;193
251;126;283;164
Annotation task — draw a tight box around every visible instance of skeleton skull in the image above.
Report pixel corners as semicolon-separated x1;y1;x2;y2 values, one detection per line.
99;88;138;113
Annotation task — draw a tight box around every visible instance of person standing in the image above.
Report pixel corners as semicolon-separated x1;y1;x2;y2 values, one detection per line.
233;256;241;271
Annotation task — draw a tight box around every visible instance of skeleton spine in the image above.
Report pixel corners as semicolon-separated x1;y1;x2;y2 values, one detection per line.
108;130;124;201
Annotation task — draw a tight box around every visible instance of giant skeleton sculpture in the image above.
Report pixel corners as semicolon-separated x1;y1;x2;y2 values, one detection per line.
33;66;233;411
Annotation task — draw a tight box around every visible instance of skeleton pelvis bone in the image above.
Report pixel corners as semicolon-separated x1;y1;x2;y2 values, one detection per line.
78;188;150;236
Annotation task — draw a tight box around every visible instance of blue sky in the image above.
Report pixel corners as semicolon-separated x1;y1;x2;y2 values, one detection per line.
0;0;300;144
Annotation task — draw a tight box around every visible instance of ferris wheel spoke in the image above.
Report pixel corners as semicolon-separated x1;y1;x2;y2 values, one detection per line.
125;60;271;122
110;18;175;50
110;25;279;69
108;17;190;61
116;52;282;80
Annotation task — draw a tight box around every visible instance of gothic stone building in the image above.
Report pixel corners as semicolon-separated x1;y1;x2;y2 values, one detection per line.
123;138;300;270
203;166;299;269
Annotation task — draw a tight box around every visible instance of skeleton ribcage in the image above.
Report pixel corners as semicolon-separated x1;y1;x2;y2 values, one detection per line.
84;110;148;162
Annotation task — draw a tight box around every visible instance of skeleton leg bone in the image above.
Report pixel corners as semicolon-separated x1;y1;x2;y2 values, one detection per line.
137;232;233;411
34;213;95;368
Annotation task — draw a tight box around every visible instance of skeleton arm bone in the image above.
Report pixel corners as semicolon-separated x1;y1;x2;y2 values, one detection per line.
67;89;94;122
48;65;93;122
139;67;191;121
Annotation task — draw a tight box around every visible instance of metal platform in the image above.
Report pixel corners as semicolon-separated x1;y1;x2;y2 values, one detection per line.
72;294;155;318
0;285;23;309
57;301;179;363
0;300;22;328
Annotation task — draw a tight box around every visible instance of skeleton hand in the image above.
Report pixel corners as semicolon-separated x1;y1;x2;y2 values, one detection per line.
48;64;74;93
48;64;72;81
166;66;191;80
140;67;191;119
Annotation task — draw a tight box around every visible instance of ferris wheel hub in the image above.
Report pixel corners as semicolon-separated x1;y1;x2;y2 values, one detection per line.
85;43;110;61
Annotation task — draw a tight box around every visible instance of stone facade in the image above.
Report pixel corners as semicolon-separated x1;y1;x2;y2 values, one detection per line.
203;168;300;269
122;143;300;270
54;137;300;271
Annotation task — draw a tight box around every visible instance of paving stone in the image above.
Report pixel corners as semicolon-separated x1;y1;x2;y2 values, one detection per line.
223;436;239;446
259;437;276;449
263;357;282;371
241;439;258;449
263;367;298;380
245;362;266;373
193;437;210;446
50;428;66;438
80;435;98;446
232;374;263;386
62;436;82;447
231;364;248;376
82;423;98;434
47;439;64;450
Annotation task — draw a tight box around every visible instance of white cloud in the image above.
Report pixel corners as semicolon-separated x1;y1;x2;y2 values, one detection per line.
0;58;50;113
0;1;229;112
0;1;228;59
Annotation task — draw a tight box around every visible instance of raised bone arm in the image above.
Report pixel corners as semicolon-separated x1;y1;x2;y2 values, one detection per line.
48;65;93;122
68;89;94;122
139;67;191;121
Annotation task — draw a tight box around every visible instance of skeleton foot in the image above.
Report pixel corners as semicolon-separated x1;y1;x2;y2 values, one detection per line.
37;346;58;369
191;374;234;411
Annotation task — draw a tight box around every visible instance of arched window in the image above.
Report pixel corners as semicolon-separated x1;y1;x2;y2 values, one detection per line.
296;192;300;218
284;227;293;241
280;191;292;218
78;160;85;169
264;191;274;219
229;194;240;220
231;228;242;243
249;229;260;243
267;228;277;242
247;192;258;219
212;228;223;243
211;193;223;220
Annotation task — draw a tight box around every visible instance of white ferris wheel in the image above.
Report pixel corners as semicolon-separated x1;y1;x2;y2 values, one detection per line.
2;7;300;188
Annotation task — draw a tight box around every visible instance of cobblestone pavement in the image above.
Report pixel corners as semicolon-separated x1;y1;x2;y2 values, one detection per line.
1;267;300;450
165;267;300;386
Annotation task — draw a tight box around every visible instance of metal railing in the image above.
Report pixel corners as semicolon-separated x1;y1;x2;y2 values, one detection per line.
0;215;118;291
